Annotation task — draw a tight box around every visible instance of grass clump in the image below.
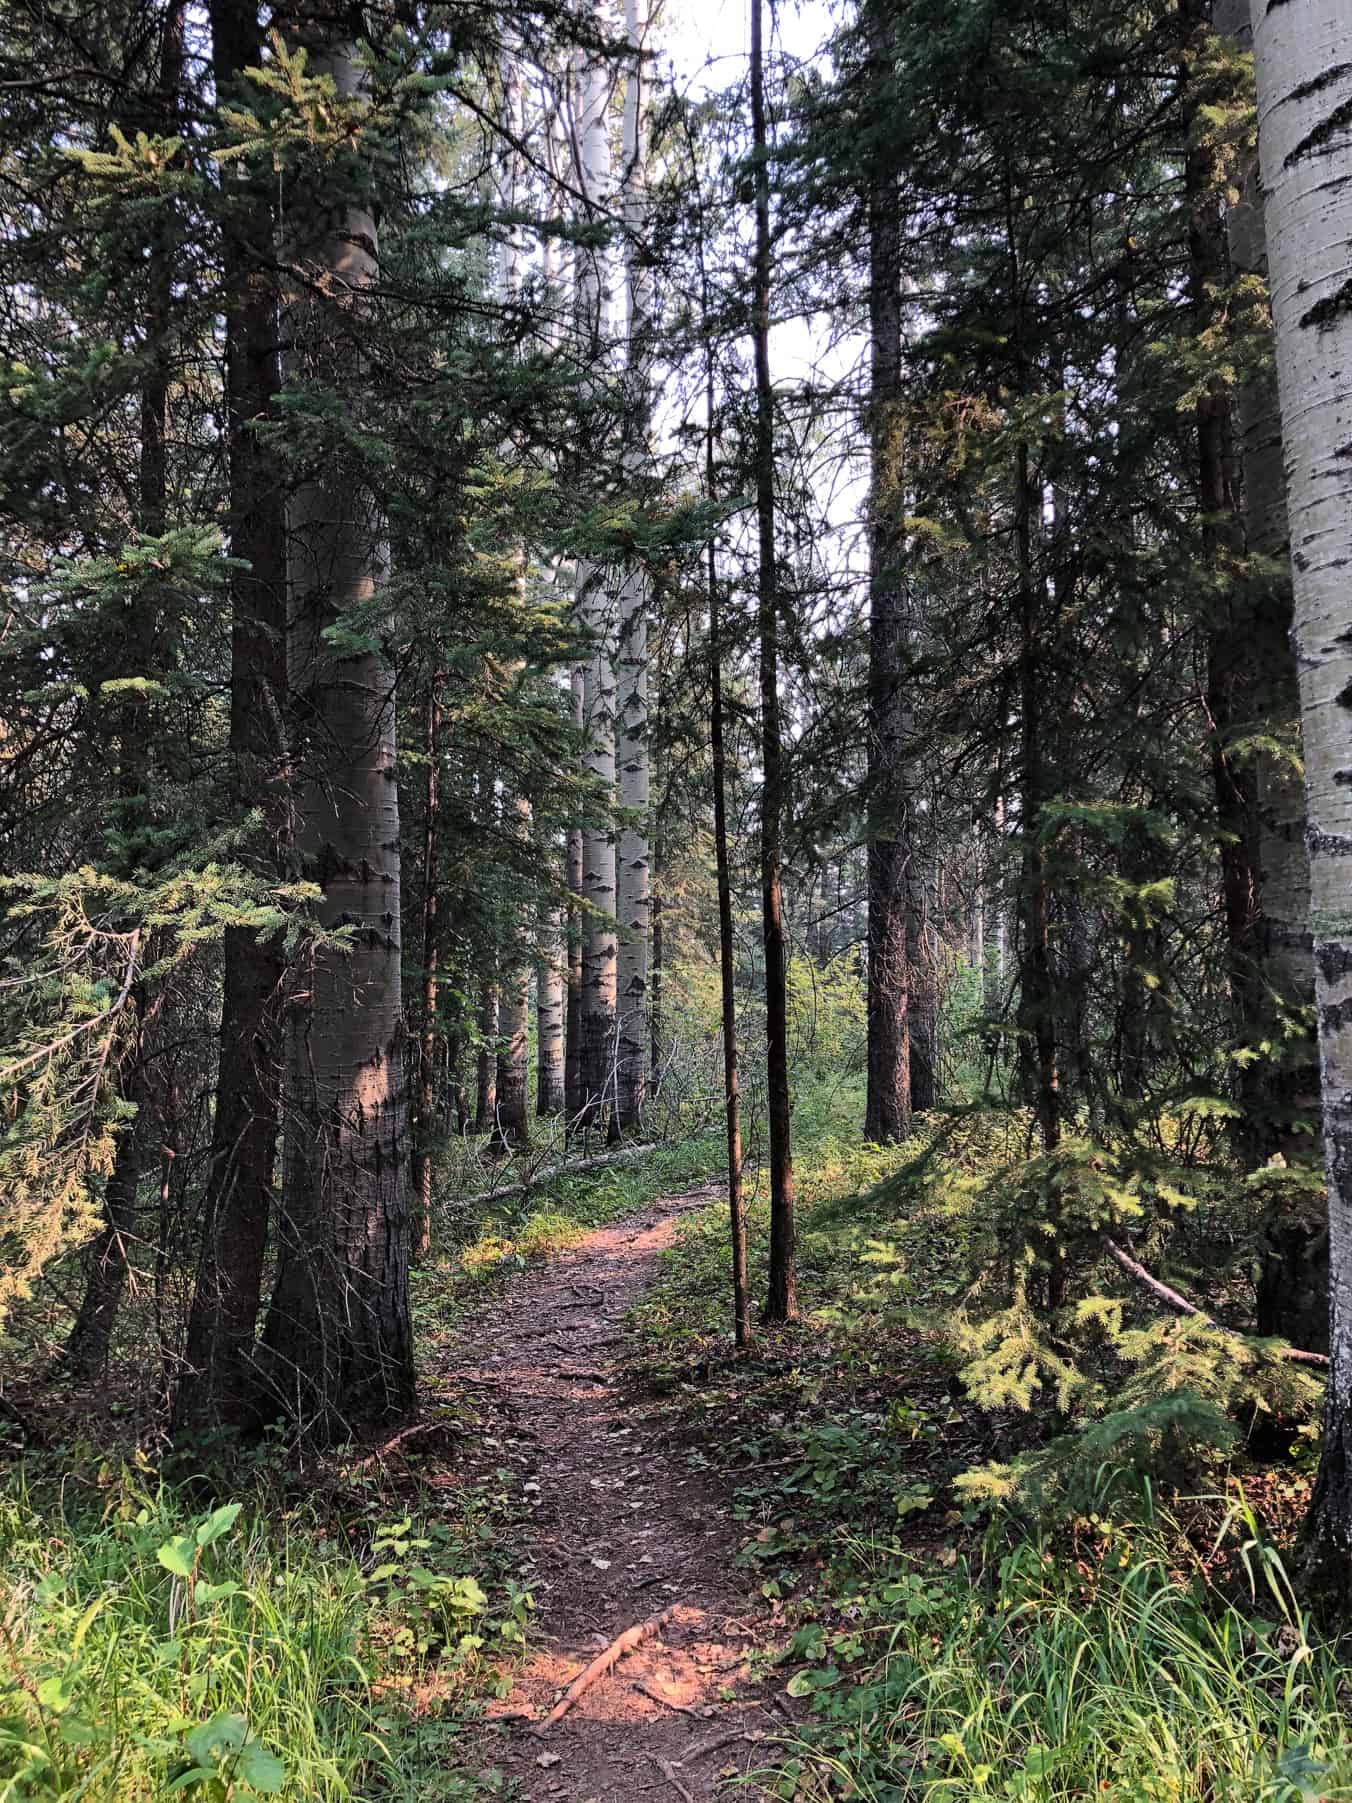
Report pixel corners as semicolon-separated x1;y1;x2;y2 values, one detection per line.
0;1467;521;1801
769;1500;1352;1801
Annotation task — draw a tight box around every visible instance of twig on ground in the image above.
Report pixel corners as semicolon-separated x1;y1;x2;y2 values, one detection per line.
648;1753;696;1803
533;1608;676;1733
352;1419;441;1471
636;1678;701;1717
682;1725;766;1763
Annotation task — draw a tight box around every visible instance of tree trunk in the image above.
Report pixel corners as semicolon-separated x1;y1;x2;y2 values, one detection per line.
71;4;182;1381
1014;438;1060;1164
475;976;499;1135
707;357;751;1350
260;17;412;1439
537;895;567;1116
863;0;914;1147
565;669;586;1120
177;0;287;1428
64;1069;146;1376
412;682;442;1262
573;28;619;1135
1212;0;1323;1345
493;963;530;1150
614;0;652;1133
1247;0;1352;1592
751;0;797;1324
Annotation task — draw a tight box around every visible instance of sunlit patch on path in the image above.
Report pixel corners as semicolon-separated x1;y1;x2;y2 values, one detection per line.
430;1188;784;1800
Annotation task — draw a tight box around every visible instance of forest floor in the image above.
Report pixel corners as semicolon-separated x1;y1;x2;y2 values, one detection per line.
426;1182;788;1802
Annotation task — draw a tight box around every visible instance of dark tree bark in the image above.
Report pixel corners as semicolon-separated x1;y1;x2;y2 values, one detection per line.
175;0;289;1434
707;367;751;1350
259;12;413;1439
751;0;797;1324
475;976;498;1136
862;8;914;1146
69;3;183;1378
565;671;585;1121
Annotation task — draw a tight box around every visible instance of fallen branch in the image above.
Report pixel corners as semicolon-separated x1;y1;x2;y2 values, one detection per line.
457;1144;657;1211
352;1419;443;1471
682;1726;766;1764
533;1607;676;1733
636;1678;700;1717
648;1753;696;1803
1101;1236;1328;1366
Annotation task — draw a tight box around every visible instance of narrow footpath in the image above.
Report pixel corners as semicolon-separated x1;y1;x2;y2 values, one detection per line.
431;1185;786;1801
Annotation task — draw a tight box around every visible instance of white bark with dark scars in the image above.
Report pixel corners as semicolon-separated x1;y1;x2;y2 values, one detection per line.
615;0;652;1130
572;20;619;1128
1250;0;1352;1554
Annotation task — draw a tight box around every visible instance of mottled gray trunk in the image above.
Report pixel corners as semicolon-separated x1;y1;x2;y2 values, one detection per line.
475;977;498;1135
537;894;567;1116
1248;0;1352;1587
261;23;412;1438
572;29;618;1134
614;0;653;1132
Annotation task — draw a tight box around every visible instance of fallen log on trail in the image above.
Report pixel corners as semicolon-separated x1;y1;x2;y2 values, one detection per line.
533;1607;676;1733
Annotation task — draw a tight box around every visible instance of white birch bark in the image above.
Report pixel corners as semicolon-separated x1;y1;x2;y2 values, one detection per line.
572;22;619;1130
1249;0;1352;1566
614;0;652;1130
265;21;411;1433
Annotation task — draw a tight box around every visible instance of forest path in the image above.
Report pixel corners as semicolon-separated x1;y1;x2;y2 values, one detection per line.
432;1184;784;1801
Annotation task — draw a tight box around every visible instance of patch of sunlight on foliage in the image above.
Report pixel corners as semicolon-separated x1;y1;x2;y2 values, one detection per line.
765;1499;1352;1802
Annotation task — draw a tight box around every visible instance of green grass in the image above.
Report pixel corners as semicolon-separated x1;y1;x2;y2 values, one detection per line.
765;1504;1352;1801
625;1081;1352;1801
0;1461;535;1801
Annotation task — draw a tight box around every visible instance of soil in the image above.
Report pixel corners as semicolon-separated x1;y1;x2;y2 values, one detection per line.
430;1184;786;1802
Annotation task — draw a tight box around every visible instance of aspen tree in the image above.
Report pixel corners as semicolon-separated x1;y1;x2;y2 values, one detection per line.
572;19;620;1134
1248;0;1352;1583
614;0;652;1132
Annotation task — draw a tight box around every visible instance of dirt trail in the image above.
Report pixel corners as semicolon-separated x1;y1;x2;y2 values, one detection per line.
434;1185;785;1801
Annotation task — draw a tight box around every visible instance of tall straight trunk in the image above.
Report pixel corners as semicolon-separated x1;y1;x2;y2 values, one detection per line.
751;0;797;1324
573;29;619;1134
1213;0;1322;1346
1015;440;1060;1162
492;797;532;1151
537;895;567;1116
1181;0;1268;1127
565;666;585;1119
475;977;498;1135
69;5;183;1378
65;1050;147;1376
1249;0;1352;1587
706;357;751;1349
493;963;530;1149
862;0;913;1146
614;0;652;1133
261;19;412;1438
412;682;442;1262
908;894;937;1111
177;0;289;1432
